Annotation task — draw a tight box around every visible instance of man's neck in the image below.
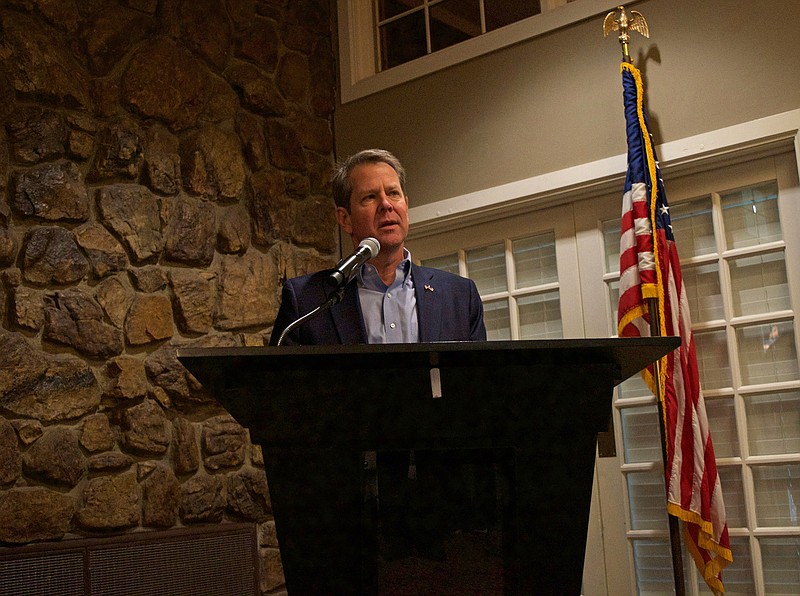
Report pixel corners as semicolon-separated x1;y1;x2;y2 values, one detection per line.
371;245;406;287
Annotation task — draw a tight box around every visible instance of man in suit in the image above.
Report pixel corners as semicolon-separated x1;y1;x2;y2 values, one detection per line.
269;148;486;346
269;148;488;565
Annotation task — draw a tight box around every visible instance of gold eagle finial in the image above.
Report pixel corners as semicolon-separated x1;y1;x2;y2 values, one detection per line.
603;6;649;63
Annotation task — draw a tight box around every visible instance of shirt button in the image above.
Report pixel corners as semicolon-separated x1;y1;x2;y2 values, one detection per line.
390;323;396;329
387;292;392;298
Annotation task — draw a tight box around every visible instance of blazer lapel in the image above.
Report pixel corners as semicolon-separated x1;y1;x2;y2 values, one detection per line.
331;283;367;344
413;266;442;342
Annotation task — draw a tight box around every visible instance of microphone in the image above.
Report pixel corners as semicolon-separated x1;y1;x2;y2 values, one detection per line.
324;237;380;297
276;237;381;345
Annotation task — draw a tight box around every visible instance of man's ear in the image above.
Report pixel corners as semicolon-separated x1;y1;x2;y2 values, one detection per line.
335;206;352;234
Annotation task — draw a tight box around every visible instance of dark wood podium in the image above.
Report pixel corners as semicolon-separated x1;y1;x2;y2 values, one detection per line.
178;337;678;595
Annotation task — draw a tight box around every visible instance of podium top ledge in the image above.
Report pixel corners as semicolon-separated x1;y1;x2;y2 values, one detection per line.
177;337;679;386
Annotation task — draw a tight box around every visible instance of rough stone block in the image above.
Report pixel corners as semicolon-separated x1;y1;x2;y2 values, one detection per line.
78;472;139;530
0;487;77;543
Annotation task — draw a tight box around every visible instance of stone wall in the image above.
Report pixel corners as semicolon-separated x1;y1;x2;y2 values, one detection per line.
0;1;337;592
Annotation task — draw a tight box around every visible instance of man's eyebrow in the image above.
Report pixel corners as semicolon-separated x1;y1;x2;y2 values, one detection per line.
357;182;401;196
384;182;402;193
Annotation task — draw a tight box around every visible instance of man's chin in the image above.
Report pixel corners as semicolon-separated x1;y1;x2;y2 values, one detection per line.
375;233;405;252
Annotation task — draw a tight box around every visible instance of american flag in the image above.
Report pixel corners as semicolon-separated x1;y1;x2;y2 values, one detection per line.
616;61;732;594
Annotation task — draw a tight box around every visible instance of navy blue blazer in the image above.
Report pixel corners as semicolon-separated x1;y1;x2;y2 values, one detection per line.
269;265;486;346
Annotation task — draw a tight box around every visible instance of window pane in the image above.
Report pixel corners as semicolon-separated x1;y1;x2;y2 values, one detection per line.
602;218;621;274
760;537;800;593
483;298;510;341
717;466;746;528
697;537;754;595
721;182;782;249
736;321;799;386
484;0;540;32
694;329;733;390
617;373;652;400
430;0;480;52
422;253;460;275
378;0;423;20
705;397;739;457
608;280;619;331
379;11;427;70
517;291;561;339
632;539;679;594
670;196;716;259
728;251;790;317
683;261;723;322
745;390;800;456
627;469;669;531
620;404;661;464
752;464;800;527
513;232;557;289
466;243;506;294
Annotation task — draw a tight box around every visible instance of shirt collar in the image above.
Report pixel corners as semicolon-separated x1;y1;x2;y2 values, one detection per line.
358;248;413;291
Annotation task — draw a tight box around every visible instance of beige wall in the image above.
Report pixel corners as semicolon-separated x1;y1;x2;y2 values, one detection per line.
334;0;800;208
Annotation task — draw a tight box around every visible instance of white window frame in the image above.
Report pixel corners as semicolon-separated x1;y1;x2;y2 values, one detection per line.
337;0;640;103
409;203;585;338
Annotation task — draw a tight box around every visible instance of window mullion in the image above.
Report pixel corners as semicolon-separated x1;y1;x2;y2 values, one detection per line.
504;238;521;340
424;2;432;55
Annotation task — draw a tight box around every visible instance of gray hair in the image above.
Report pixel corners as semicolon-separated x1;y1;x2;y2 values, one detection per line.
331;149;407;210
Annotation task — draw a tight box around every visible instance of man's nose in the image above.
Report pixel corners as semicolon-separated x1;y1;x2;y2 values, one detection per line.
378;193;394;210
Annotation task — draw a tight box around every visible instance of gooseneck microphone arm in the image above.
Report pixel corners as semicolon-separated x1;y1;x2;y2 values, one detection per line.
275;292;340;347
275;237;380;346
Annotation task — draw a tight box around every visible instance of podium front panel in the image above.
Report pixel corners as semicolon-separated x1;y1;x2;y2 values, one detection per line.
178;337;679;594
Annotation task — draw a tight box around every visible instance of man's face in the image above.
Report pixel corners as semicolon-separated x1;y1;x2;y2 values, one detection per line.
336;162;409;253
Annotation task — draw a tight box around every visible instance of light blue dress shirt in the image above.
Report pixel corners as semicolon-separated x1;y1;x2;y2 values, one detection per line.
357;249;419;344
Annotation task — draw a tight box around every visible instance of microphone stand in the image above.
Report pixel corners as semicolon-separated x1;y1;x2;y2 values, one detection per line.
275;286;345;346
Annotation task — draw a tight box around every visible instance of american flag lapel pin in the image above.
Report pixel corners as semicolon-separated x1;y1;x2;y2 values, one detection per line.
424;284;434;292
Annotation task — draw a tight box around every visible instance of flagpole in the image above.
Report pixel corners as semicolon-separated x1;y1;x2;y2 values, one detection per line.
646;297;686;596
605;7;685;595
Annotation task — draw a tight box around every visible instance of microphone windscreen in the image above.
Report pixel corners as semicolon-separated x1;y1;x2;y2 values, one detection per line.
359;237;380;258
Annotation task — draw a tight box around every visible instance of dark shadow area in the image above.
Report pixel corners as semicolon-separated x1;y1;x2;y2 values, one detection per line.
370;448;512;595
636;44;665;143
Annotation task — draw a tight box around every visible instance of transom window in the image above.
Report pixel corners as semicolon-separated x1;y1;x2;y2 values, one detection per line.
377;0;544;70
337;0;621;102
